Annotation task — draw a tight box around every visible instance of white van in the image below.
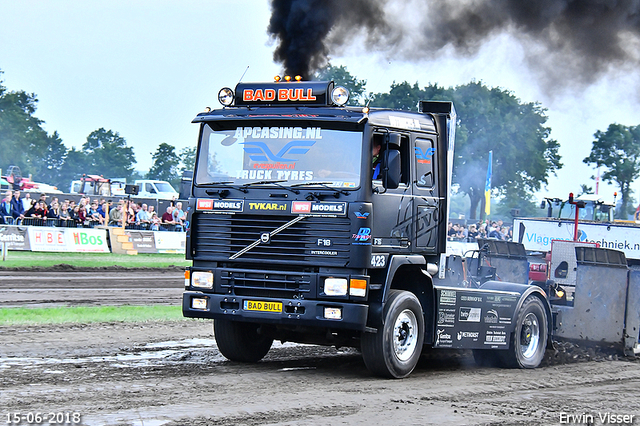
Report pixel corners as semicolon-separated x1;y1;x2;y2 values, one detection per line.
134;180;179;200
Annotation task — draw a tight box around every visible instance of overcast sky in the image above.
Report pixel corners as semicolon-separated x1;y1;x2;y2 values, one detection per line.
1;0;638;203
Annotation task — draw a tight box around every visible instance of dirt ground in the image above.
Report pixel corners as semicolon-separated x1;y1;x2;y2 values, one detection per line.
1;268;640;426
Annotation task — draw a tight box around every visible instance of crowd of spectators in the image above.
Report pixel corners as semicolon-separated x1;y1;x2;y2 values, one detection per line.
447;219;513;242
0;190;186;232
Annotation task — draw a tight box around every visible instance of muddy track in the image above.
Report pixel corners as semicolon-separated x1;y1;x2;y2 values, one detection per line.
1;320;639;426
1;269;639;425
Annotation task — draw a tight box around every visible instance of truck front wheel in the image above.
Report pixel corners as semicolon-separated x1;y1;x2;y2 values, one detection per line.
213;319;273;363
361;290;425;378
500;296;548;368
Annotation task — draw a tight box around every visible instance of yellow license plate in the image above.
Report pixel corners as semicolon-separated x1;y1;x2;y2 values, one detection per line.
243;300;282;313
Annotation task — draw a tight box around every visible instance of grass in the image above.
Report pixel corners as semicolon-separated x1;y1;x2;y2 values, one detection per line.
0;251;190;269
0;305;187;325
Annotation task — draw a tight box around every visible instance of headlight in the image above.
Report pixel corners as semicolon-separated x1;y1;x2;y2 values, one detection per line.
218;87;234;106
192;271;214;289
324;278;348;296
331;86;349;106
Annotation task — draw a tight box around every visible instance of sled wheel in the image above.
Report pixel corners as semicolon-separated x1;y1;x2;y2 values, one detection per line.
213;319;273;363
500;296;548;368
361;290;425;378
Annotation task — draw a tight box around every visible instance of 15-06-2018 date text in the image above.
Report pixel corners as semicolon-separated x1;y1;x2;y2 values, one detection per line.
5;413;81;425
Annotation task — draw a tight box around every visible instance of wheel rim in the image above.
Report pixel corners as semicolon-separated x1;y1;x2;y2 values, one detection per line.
393;309;418;362
520;312;540;359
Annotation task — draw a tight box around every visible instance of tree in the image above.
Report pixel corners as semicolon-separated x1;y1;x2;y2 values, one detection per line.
57;148;87;191
179;146;196;172
583;123;640;218
0;71;63;180
148;143;180;185
30;131;68;189
82;128;136;180
313;63;367;105
451;82;562;219
371;80;562;219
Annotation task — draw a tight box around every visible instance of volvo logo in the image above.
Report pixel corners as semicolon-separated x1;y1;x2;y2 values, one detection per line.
260;232;271;244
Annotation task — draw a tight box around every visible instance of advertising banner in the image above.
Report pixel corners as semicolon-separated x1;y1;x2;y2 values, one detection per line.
28;227;110;253
153;231;186;253
0;225;31;251
514;218;640;260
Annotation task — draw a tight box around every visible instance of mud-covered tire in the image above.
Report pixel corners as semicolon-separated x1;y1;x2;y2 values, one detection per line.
213;320;273;363
500;296;548;368
361;290;425;378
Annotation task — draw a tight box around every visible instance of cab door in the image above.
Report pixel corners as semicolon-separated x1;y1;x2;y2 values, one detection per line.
412;135;441;253
371;132;413;254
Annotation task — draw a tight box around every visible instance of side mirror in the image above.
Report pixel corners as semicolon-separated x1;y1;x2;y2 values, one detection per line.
540;200;546;209
382;149;401;190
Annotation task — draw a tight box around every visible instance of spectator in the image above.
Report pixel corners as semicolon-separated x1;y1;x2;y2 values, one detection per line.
172;202;186;229
150;212;161;231
467;224;479;240
108;201;124;226
48;196;59;210
10;190;25;221
59;200;72;226
456;224;468;240
25;200;47;225
47;200;61;222
488;225;503;240
505;226;513;241
161;206;179;231
97;200;110;223
478;222;488;239
88;201;104;226
136;203;151;228
0;191;13;223
77;205;88;226
22;193;34;211
447;222;457;240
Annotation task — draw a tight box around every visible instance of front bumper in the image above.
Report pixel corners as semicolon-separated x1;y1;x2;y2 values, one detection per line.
183;291;369;330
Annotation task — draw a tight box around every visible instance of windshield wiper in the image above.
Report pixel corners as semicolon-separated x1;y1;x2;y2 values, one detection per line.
291;181;350;197
198;181;249;195
241;180;300;194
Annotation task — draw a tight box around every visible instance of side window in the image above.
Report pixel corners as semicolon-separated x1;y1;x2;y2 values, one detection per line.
415;138;435;188
371;133;410;185
146;183;156;193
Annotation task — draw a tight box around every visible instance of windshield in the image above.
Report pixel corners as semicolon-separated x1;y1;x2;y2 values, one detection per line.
558;201;613;222
195;124;363;188
155;182;176;193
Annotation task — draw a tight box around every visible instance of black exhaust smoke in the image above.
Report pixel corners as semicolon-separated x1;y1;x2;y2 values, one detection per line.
267;0;394;79
268;0;640;88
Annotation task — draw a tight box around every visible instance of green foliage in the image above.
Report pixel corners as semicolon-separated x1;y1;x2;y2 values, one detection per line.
0;72;66;183
583;123;640;218
314;63;367;105
82;128;137;179
492;192;542;221
148;143;180;186
371;79;562;219
179;146;196;172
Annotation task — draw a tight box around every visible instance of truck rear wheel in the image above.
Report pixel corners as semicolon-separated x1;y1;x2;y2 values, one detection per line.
500;296;548;368
213;319;273;363
361;290;425;378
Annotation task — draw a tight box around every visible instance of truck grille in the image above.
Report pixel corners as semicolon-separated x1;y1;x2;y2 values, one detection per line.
192;213;351;266
219;268;314;299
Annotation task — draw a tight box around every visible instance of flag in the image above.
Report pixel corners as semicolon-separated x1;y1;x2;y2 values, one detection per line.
485;151;492;216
